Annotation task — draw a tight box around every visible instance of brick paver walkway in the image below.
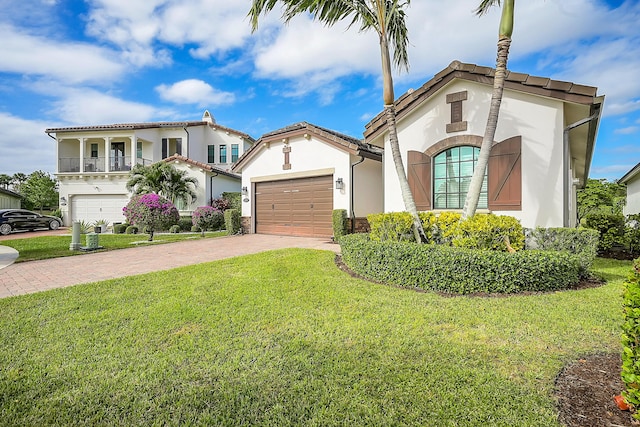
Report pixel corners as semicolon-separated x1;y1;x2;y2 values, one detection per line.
0;234;340;299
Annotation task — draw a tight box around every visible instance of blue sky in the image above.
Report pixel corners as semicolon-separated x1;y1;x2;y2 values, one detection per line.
0;0;638;181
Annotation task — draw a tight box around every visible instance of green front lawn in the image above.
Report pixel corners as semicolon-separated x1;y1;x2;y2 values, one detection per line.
1;231;226;262
0;250;631;426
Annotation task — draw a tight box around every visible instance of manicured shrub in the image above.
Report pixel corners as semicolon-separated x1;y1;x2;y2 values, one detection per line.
221;192;241;212
192;206;224;235
332;209;348;242
113;223;129;234
125;225;138;234
526;227;599;277
169;224;181;234
191;225;200;233
585;213;626;253
368;212;414;242
621;258;640;416
178;217;193;232
224;209;241;235
210;197;231;212
626;214;640;257
339;234;582;294
368;211;524;251
122;193;179;241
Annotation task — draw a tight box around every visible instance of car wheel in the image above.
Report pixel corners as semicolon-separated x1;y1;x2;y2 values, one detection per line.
49;220;60;230
0;223;11;235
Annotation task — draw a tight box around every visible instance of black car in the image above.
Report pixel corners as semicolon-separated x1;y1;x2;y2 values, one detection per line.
0;209;62;235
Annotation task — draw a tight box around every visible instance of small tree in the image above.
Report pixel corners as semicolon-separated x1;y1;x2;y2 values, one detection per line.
122;194;179;241
192;206;224;236
22;170;58;212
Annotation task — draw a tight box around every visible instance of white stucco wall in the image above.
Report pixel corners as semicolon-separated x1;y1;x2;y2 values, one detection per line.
58;175;130;226
351;155;384;217
625;176;640;215
238;135;355;218
374;79;568;229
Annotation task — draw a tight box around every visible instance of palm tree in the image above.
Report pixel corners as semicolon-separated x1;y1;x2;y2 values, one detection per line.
461;0;515;219
249;0;427;243
11;172;27;193
0;174;11;189
126;162;198;207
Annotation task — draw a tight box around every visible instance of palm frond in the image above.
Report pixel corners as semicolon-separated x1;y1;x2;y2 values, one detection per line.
475;0;501;17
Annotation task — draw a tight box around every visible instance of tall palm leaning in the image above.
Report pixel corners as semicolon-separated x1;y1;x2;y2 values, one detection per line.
126;162;197;207
461;0;514;219
249;0;427;243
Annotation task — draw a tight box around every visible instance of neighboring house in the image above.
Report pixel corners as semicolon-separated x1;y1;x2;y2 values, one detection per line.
365;60;604;228
0;187;21;209
232;122;383;237
620;162;640;215
47;111;253;226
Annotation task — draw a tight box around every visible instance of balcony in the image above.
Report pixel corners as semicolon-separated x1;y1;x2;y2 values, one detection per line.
58;157;154;173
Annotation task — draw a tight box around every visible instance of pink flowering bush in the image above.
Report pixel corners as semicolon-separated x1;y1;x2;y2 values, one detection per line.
192;206;224;236
123;193;179;241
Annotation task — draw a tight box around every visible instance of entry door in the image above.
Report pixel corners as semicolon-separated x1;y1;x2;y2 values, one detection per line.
111;142;125;171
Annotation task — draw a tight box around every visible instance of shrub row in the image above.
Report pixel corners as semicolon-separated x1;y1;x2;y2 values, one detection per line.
584;213;640;256
525;227;599;277
339;234;583;294
621;258;640;417
332;209;348;241
367;211;525;252
224;209;241;235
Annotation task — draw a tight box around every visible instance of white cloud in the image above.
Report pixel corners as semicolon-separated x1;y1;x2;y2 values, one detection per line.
0;24;126;84
0;113;57;175
51;89;165;125
615;126;639;135
155;80;235;107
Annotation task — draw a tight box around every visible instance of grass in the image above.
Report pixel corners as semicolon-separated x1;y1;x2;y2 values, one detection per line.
0;251;633;426
1;231;227;262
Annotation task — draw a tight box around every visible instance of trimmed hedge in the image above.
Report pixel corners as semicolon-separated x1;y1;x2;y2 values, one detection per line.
332;209;348;241
224;209;241;235
368;211;524;251
525;227;599;277
169;224;181;234
621;258;640;416
339;234;582;294
113;223;129;234
178;217;193;232
125;225;138;234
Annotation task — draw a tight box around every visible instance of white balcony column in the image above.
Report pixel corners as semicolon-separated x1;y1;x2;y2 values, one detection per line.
131;137;136;168
105;137;111;172
79;138;85;173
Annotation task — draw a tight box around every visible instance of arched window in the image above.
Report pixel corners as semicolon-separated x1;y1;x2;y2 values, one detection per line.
433;146;487;209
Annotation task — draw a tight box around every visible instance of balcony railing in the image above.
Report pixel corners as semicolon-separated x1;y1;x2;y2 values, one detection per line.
59;156;153;173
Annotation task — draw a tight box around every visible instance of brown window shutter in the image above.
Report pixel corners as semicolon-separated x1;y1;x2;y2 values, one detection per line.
408;150;432;211
488;136;521;211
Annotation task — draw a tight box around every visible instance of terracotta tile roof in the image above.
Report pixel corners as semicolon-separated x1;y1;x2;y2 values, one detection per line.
364;60;602;140
232;122;382;172
162;154;241;179
45;121;255;142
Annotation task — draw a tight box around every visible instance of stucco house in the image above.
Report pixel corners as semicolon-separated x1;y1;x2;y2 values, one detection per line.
232;122;383;237
620;162;640;215
47;111;252;226
364;60;604;229
0;187;21;209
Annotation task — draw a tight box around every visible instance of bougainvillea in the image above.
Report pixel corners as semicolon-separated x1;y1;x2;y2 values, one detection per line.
192;206;224;236
122;193;179;241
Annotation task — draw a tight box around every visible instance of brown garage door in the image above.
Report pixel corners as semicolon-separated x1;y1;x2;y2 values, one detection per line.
255;175;333;237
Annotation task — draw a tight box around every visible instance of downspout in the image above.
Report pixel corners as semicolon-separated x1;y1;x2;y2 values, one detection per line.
350;155;366;233
183;125;190;158
563;112;599;227
209;171;219;206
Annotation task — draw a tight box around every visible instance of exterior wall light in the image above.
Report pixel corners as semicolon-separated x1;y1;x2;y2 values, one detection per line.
241;186;248;196
60;197;67;206
335;178;344;190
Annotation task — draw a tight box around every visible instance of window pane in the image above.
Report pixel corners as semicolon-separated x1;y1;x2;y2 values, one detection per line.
460;146;474;161
446;163;459;179
478;193;488;209
434;152;447;164
231;144;239;162
434;178;447;193
447;194;459;208
459;161;474;177
220;145;227;163
207;145;215;163
448;147;460;162
434;163;446;179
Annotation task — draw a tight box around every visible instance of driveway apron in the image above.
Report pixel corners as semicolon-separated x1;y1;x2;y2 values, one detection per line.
0;234;340;299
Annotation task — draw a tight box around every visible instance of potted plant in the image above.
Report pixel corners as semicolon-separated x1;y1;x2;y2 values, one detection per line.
93;219;109;233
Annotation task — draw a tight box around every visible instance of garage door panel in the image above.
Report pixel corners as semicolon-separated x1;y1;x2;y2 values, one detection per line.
255;175;333;237
71;195;128;225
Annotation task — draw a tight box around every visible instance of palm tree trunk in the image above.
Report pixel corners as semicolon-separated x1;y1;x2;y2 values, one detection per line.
379;30;427;243
461;35;511;219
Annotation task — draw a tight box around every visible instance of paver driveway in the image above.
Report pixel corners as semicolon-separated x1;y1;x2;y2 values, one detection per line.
0;234;340;299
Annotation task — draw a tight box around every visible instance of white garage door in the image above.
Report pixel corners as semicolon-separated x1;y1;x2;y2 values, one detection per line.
71;195;129;225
